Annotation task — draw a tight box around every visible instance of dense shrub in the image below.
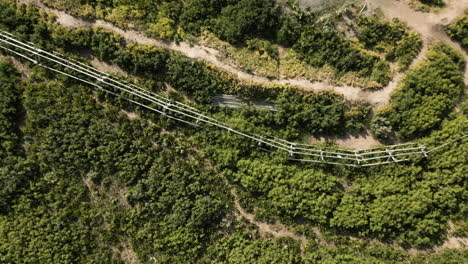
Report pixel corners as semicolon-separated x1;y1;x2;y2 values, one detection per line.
358;17;406;48
293;27;385;82
274;91;347;136
386;43;464;139
276;15;302;47
1;2;467;263
358;16;423;69
213;0;279;43
179;0;230;34
0;60;21;160
0;60;33;213
370;109;394;140
419;0;445;7
394;32;423;69
447;12;468;51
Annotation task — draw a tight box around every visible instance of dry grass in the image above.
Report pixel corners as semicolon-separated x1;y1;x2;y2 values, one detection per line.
278;48;335;81
112;244;141;264
201;31;280;78
83;173;131;210
201;31;384;89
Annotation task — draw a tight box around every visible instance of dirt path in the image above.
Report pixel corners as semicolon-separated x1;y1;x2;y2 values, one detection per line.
435;221;468;252
230;188;310;253
17;0;423;109
0;55;32;78
366;0;468;84
16;0;467;150
20;0;468;103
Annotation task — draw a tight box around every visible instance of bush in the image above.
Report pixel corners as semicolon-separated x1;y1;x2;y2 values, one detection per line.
214;0;279;43
359;16;423;70
358;16;406;48
0;59;21;160
276;15;301;47
371;108;394;140
447;12;468;51
419;0;445;7
388;43;464;139
394;32;423;70
293;27;382;80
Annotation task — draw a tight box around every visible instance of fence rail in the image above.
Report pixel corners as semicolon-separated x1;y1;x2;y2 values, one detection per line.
0;31;465;167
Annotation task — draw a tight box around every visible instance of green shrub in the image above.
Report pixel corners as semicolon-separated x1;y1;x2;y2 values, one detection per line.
419;0;445;7
447;12;468;51
394;32;423;70
371;107;394;140
388;43;464;139
359;16;423;70
293;27;382;81
214;0;279;43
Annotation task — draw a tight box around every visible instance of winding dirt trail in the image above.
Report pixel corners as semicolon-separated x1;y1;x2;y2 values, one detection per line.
13;0;439;109
366;0;468;83
20;0;468;107
16;0;468;149
6;1;467;252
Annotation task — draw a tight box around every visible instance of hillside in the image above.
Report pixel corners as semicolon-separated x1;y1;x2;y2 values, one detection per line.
0;0;466;263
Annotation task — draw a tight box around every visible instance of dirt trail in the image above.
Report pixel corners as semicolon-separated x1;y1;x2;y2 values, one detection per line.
0;55;32;78
17;0;422;109
366;0;468;84
230;189;310;253
20;0;468;106
231;185;467;254
435;221;468;252
16;0;468;149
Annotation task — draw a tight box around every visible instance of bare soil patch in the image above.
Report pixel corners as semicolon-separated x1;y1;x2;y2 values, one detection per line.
309;130;382;149
112;244;141;264
366;0;468;83
90;58;128;77
0;55;32;78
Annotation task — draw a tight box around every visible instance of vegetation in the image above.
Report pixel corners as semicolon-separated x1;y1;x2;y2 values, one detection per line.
39;0;426;88
373;43;464;140
410;0;445;12
0;59;21;161
0;59;35;213
447;11;468;51
0;0;466;263
1;53;465;262
0;0;373;140
293;27;383;81
358;16;423;70
213;0;279;43
0;72;232;262
41;0;280;42
418;0;445;7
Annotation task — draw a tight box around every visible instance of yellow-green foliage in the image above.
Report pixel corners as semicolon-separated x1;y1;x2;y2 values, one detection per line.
358;15;423;71
382;43;464;139
104;5;143;28
409;0;445;12
279;49;334;82
447;11;468;50
203;32;381;89
201;31;280;78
